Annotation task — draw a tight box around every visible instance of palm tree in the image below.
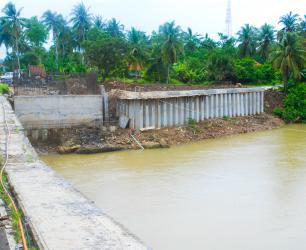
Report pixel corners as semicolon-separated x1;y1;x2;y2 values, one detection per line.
127;28;148;77
70;2;92;50
106;18;124;38
237;24;258;58
42;10;64;69
159;21;183;83
93;15;105;30
0;18;13;53
184;27;201;53
258;24;275;61
279;12;300;32
271;33;306;92
1;2;26;72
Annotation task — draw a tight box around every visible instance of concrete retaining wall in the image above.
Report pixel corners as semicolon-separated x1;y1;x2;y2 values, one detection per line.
14;95;103;129
117;88;265;130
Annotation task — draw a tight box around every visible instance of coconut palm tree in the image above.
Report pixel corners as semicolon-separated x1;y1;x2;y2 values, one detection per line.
93;15;106;30
70;2;92;50
279;12;300;33
258;23;275;61
184;27;201;54
159;21;183;83
271;32;306;92
42;10;64;69
106;18;124;38
1;2;26;72
0;18;13;53
237;24;258;58
127;28;148;77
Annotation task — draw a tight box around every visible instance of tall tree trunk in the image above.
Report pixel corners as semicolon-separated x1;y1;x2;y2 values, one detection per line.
55;41;59;71
15;39;21;73
53;31;59;71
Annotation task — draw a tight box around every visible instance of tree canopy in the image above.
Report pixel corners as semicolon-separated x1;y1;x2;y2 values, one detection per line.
0;2;305;88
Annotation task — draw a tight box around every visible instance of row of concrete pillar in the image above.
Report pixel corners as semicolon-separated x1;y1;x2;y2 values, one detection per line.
118;91;264;130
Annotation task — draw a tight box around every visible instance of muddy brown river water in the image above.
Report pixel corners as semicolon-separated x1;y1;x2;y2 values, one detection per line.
42;125;306;250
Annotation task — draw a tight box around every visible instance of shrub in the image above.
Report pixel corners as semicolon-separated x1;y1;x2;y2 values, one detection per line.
0;83;9;94
273;107;284;118
275;84;306;123
234;57;257;83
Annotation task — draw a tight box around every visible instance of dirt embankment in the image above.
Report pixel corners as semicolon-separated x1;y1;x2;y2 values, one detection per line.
264;89;285;114
35;113;284;155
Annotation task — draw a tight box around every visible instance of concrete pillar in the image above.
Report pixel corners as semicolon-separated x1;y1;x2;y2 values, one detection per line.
232;93;236;117
178;98;184;125
192;97;196;120
139;100;144;129
237;93;241;116
129;100;135;128
184;97;188;124
144;101;149;128
240;94;244;116
187;97;194;120
252;92;256;115
133;100;139;129
261;91;264;113
256;92;260;114
200;96;205;121
157;100;161;128
210;95;214;118
224;93;228;117
152;100;156;128
249;93;253;115
174;98;179;126
205;96;209;119
195;97;200;122
169;99;173;127
215;94;219;118
244;93;249;116
228;94;232;117
220;94;224;118
163;101;168;127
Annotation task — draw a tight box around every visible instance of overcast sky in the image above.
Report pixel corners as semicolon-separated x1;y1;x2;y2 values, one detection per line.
0;0;305;58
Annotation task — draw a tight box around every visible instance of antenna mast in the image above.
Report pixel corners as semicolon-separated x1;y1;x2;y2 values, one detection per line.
225;0;232;36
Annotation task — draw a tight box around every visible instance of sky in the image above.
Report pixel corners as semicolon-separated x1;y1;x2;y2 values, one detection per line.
0;0;305;58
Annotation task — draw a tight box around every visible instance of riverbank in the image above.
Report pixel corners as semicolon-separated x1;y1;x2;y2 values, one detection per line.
33;88;284;154
35;113;284;155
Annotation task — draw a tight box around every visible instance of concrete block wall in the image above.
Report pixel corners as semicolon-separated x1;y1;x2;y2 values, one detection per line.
14;95;103;129
117;88;265;130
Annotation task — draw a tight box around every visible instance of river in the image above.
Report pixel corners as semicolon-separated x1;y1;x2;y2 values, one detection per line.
42;125;306;250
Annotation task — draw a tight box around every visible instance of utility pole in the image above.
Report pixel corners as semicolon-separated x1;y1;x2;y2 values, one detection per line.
225;0;232;37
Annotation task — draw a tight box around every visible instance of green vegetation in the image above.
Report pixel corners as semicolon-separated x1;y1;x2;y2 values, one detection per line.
0;2;304;87
273;84;306;123
0;83;9;94
0;156;22;242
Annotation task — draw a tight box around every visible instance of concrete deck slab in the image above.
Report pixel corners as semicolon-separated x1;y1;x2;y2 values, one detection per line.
0;96;149;250
114;87;265;100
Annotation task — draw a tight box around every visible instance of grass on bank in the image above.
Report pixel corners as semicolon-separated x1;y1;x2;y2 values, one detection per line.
0;83;9;94
0;156;39;250
0;156;22;242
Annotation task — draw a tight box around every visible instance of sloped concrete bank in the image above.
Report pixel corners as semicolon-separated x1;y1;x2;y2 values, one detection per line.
0;96;149;250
